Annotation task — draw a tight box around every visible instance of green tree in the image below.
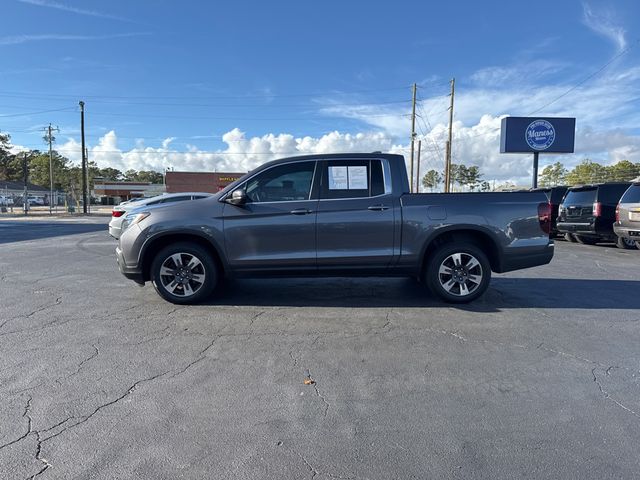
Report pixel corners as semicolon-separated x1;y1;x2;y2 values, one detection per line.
605;160;640;182
565;159;606;185
27;150;77;190
0;133;21;181
422;169;442;191
461;165;483;190
98;167;124;181
135;170;164;184
123;169;138;182
539;161;567;187
450;164;483;191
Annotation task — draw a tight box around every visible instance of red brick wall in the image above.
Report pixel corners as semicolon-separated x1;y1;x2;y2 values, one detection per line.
165;172;245;194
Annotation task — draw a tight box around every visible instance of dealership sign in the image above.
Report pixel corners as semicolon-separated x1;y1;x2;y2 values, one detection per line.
500;117;575;154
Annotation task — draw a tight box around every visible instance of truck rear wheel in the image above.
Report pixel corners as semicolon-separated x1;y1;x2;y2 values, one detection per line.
151;242;218;304
564;233;577;243
425;243;491;303
575;235;598;245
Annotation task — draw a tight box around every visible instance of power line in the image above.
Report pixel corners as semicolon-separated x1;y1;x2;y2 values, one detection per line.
85;111;413;120
0;98;412;108
528;37;640;115
0;85;414;101
0;107;76;118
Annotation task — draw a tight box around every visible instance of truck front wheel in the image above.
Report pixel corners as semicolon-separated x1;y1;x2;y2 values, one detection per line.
151;242;218;304
425;243;491;303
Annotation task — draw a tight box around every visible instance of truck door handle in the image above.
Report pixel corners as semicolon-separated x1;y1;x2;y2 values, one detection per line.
290;208;313;215
368;204;389;211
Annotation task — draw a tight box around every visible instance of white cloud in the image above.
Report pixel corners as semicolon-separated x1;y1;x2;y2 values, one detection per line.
49;41;640;189
56;128;398;176
582;3;627;52
18;0;132;23
0;32;150;46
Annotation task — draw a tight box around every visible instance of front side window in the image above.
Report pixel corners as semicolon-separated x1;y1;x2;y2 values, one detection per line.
245;161;315;203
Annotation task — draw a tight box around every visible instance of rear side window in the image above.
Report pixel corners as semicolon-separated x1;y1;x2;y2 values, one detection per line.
161;195;192;203
320;159;386;199
550;187;568;204
599;184;632;203
620;185;640;203
562;188;596;205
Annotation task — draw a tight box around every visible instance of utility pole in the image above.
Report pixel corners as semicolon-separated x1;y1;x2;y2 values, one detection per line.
23;152;28;215
415;140;422;193
79;101;87;213
85;147;90;213
445;141;451;192
44;124;59;214
409;83;417;193
444;78;455;193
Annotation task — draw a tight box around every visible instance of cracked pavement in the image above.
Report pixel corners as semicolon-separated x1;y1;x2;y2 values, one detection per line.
0;217;639;479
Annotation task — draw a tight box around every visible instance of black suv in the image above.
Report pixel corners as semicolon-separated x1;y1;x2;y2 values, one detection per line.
557;183;632;247
532;186;568;237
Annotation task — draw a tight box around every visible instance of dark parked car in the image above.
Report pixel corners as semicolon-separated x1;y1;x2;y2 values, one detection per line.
613;182;640;250
532;186;568;238
557;182;635;248
116;153;554;304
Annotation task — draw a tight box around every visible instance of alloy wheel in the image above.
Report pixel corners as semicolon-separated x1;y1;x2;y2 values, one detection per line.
159;252;206;297
437;252;483;297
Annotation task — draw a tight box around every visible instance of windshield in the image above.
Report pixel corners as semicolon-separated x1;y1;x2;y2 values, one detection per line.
562;188;596;205
620;185;640;203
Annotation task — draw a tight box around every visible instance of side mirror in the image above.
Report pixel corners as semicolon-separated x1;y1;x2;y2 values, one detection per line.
227;189;248;206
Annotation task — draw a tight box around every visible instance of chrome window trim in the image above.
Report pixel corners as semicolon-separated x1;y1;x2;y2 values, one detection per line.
219;157;391;203
319;158;392;201
222;159;318;204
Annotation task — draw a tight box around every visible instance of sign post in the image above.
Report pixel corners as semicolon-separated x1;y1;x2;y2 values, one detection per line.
500;117;576;188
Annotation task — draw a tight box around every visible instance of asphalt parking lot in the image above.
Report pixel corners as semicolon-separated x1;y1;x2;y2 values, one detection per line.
1;217;639;479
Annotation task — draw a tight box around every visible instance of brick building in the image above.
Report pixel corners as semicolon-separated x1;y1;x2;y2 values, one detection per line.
93;180;165;203
165;171;245;194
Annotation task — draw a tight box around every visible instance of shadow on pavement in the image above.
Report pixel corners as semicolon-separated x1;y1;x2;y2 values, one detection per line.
205;276;640;310
0;221;107;244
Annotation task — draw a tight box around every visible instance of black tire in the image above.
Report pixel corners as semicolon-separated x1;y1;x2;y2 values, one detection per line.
616;236;637;250
425;242;491;303
151;242;218;304
575;235;598;245
564;233;577;243
636;241;640;250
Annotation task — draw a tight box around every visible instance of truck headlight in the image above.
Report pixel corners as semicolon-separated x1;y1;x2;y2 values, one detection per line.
122;211;150;232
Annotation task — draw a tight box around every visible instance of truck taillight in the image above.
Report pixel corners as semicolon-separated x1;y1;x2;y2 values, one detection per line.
538;202;551;235
615;203;620;222
593;202;601;218
112;210;124;217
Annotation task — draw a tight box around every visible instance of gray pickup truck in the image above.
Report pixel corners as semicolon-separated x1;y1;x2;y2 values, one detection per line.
116;153;553;304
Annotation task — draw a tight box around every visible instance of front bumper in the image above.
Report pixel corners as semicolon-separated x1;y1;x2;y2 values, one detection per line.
109;224;122;239
115;246;145;285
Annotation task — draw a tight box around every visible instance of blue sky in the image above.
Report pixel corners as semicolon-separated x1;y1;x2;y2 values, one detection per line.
1;0;639;184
